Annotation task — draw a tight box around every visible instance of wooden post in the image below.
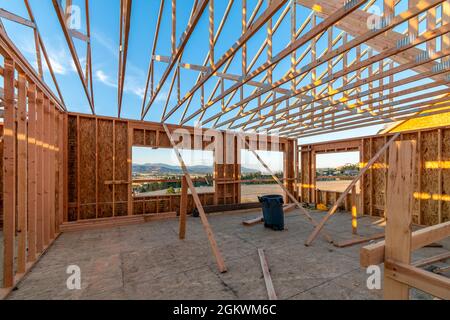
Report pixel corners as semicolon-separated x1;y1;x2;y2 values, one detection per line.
127;123;133;215
49;105;56;239
27;84;38;262
58;112;64;231
36;91;44;253
163;124;227;273
179;176;187;239
43;98;50;246
384;140;416;300
351;185;357;235
17;72;28;274
3;58;16;288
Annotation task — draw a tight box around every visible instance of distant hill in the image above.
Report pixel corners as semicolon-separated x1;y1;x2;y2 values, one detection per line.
132;163;259;175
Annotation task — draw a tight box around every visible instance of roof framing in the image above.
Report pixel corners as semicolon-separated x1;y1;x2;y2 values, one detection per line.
1;0;448;140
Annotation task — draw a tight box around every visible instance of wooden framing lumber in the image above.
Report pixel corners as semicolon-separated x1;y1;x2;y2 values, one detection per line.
0;233;60;300
23;0;66;108
59;212;177;232
0;26;64;110
17;72;28;274
163;124;227;273
351;185;357;235
0;8;35;28
296;0;448;85
158;0;288;121
361;221;450;267
117;0;132;117
305;133;401;246
52;0;94;113
2;57;16;288
142;0;209;118
258;248;277;300
241;203;315;226
206;0;446;129
36;91;44;253
27;83;38;262
383;140;416;299
243;216;264;226
385;260;450;300
333;233;385;248
179;176;187;239
412;252;450;268
241;135;333;243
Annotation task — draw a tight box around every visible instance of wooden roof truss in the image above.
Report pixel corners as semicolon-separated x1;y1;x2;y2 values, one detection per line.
1;0;449;139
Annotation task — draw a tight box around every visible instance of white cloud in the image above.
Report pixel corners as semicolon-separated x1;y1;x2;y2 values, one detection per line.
95;69;147;99
95;70;117;88
19;36;78;76
48;57;67;75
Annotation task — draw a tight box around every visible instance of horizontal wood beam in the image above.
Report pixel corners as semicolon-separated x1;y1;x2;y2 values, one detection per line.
385;260;450;300
361;221;450;267
296;0;448;85
0;8;35;28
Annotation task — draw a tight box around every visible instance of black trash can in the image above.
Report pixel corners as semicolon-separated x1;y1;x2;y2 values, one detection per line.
258;194;284;231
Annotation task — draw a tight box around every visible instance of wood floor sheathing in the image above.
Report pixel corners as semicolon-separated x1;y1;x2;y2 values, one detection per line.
5;209;450;300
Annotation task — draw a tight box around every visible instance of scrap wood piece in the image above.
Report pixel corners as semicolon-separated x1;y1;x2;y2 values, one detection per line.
434;265;450;274
412;252;450;268
163;124;227;273
425;242;443;248
243;216;263;226
360;221;450;268
242;204;297;226
333;233;385;248
258;249;277;300
305;133;401;246
283;203;296;213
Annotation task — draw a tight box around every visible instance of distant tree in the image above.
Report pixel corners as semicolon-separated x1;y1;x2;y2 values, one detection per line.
339;163;360;172
167;186;176;194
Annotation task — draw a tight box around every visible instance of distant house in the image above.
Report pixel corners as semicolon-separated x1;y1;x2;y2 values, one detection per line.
343;169;359;176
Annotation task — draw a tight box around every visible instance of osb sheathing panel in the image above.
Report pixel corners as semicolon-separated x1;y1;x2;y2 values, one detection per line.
67;116;78;206
421;130;440;225
133;129;145;146
145;130;157;146
79;117;96;219
158;131;171;148
133;200;144;215
144;199;156;214
114;121;128;216
402;132;420;224
372;137;386;212
442;129;450;222
97;120;114;218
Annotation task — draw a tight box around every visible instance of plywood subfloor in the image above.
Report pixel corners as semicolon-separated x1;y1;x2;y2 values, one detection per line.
5;210;449;300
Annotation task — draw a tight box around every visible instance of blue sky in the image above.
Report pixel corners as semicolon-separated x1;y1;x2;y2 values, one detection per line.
2;0;447;169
